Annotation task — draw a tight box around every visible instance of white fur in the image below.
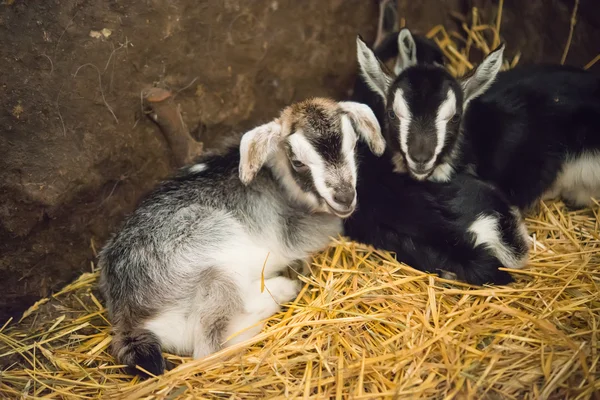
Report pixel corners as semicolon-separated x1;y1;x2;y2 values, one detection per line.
429;141;462;182
341;117;359;209
144;276;301;359
144;308;194;356
144;215;333;359
428;162;455;182
393;88;412;158
468;213;527;269
394;29;417;75
223;276;301;347
544;152;600;207
339;102;386;156
239;121;282;185
511;206;530;243
461;45;505;110
189;163;208;173
356;37;392;102
341;116;359;156
433;90;457;163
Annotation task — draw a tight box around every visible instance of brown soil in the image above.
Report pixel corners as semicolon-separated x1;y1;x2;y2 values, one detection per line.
0;0;378;321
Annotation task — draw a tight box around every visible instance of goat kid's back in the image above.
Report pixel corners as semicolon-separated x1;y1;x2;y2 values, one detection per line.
463;64;600;209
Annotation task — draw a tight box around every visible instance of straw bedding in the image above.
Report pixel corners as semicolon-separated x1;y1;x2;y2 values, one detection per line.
2;5;599;400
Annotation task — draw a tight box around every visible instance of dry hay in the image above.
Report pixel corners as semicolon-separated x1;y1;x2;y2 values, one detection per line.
2;5;600;400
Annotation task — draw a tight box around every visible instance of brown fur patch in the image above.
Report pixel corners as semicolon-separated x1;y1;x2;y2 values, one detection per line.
247;140;261;171
358;116;379;140
280;98;341;136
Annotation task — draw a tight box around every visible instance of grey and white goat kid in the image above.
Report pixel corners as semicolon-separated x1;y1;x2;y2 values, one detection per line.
99;98;385;376
357;31;600;210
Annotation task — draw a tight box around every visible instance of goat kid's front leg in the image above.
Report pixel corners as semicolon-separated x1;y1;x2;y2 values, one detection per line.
222;276;301;347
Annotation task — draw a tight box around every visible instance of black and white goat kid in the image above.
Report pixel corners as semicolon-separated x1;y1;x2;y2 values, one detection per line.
99;98;385;376
352;28;445;125
357;30;600;210
345;35;530;285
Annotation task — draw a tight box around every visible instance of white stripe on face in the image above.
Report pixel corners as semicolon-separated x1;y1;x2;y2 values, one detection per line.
393;88;412;160
393;88;458;174
433;90;457;163
288;132;324;171
288;131;355;212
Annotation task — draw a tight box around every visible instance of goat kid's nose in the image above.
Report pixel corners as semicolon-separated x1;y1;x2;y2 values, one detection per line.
411;152;431;165
333;189;356;209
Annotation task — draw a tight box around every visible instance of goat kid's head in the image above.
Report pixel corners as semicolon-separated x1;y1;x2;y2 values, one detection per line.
239;98;385;217
356;32;505;181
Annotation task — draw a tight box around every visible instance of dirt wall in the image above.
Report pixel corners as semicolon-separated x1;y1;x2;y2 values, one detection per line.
0;0;378;322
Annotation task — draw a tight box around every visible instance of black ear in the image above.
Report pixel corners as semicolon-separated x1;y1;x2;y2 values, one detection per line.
461;44;505;110
356;35;393;104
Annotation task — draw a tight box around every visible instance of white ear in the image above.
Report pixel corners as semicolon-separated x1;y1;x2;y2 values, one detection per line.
339;101;386;157
394;28;417;74
461;44;505;109
356;36;393;104
239;121;282;185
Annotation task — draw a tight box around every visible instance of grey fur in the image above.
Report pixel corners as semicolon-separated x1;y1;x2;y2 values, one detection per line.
99;98;384;375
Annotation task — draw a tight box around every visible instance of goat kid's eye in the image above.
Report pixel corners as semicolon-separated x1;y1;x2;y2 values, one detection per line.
387;110;397;120
450;114;461;123
291;159;308;171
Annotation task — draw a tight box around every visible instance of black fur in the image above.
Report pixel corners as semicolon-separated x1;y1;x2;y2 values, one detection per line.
459;64;600;209
112;329;166;377
375;31;445;69
299;104;345;165
344;144;526;285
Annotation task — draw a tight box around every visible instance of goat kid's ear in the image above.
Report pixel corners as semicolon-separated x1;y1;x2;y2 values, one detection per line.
239;120;282;185
356;35;393;105
393;28;418;75
339;101;386;157
461;43;505;109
